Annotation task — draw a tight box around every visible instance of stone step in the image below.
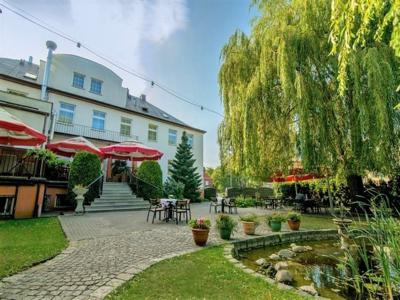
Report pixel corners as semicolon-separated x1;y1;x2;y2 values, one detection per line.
90;202;147;208
93;198;146;204
100;193;135;198
85;205;148;212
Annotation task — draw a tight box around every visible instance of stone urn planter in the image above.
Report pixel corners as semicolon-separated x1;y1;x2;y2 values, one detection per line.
191;228;210;246
73;185;88;214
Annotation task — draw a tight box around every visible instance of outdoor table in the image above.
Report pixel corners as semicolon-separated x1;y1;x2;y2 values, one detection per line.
160;198;177;222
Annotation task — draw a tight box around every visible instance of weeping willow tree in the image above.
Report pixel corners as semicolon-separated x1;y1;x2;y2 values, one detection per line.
330;0;400;94
218;0;400;197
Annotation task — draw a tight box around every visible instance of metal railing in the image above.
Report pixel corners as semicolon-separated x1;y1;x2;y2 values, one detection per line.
85;172;104;204
0;149;43;177
55;121;139;143
126;169;163;198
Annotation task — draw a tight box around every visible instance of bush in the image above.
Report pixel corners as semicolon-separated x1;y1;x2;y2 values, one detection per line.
204;187;217;200
216;214;237;231
68;151;101;204
236;195;255;208
137;161;163;200
164;178;185;199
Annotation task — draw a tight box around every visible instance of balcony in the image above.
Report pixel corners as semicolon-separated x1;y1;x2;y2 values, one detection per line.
54;122;139;143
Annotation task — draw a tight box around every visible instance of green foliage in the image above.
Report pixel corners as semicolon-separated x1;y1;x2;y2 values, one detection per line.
169;132;202;202
68;151;101;203
219;0;400;184
137;161;163;200
163;178;184;200
111;160;127;176
235;195;255;208
239;213;260;225
216;214;238;231
188;218;211;230
266;213;286;223
286;212;301;222
210;166;244;192
26;148;70;168
203;187;217;200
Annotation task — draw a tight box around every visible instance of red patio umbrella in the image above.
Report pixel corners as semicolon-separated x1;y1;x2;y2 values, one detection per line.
46;136;103;157
0;107;46;146
100;141;163;161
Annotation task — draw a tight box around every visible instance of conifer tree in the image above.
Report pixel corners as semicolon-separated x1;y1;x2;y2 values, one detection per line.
169;132;202;202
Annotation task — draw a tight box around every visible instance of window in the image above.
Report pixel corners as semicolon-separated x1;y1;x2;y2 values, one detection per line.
58;102;75;124
168;129;177;146
148;124;158;141
90;78;102;94
187;134;194;147
72;72;85;89
92;110;105;130
120;117;132;136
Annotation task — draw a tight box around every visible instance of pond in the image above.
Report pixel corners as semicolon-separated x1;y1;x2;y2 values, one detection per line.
240;239;349;300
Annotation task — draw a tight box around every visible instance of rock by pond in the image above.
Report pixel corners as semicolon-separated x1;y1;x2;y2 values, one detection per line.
299;284;318;296
275;270;293;284
255;258;266;266
290;243;312;253
277;249;296;259
269;253;280;260
274;262;288;271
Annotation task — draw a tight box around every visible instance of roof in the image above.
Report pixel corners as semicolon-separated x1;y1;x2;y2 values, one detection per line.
0;58;39;82
0;57;205;133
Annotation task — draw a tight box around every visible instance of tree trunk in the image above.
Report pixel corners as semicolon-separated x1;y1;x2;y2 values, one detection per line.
346;174;364;203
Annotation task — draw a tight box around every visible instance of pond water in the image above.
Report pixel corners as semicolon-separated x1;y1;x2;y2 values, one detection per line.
240;240;349;300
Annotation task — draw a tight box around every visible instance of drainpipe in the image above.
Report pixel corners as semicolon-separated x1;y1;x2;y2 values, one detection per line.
40;40;57;101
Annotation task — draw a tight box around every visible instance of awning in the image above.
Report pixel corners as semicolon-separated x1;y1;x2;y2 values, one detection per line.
100;141;163;161
46;136;103;157
0;107;46;146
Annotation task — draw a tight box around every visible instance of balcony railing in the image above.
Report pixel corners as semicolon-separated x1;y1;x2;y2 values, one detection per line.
54;122;139;143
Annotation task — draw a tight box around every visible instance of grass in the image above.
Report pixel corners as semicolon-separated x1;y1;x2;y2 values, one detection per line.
107;246;307;300
0;217;68;278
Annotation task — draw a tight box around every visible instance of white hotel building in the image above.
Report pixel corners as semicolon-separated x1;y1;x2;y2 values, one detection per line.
0;48;205;183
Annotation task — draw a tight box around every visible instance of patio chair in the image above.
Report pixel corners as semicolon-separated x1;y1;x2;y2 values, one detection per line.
146;199;165;224
209;197;222;213
174;200;190;224
226;198;238;214
182;198;192;220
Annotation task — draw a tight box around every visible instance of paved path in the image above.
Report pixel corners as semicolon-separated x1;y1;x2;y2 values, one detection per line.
0;203;284;300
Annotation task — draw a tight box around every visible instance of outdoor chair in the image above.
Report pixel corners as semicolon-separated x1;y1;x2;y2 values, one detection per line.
174;200;190;224
209;197;222;213
182;198;192;220
226;198;238;214
146;199;165;224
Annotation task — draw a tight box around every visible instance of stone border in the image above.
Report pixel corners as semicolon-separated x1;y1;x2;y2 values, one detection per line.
224;229;338;300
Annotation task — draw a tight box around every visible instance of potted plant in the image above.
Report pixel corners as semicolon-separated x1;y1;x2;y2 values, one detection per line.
287;211;301;231
239;213;260;235
189;217;211;246
216;214;237;240
266;213;286;232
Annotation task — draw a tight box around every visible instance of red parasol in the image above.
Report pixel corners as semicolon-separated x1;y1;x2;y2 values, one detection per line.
46;136;103;157
100;141;163;161
0;107;46;146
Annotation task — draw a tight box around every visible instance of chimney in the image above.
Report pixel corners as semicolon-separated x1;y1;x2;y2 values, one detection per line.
140;94;146;101
28;56;33;64
40;40;57;101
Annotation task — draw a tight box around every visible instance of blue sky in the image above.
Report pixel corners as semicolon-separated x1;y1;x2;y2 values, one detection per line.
0;0;255;167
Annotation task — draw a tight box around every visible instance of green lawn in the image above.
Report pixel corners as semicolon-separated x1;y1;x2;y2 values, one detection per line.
107;246;307;300
0;217;68;278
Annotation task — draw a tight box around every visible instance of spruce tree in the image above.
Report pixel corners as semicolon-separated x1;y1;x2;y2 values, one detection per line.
169;132;202;202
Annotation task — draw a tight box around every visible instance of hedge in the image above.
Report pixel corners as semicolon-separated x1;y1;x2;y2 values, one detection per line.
226;187;274;198
137;161;163;200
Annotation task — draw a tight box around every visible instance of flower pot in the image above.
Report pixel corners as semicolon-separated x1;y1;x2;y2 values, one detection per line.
287;220;301;231
268;220;282;232
242;221;256;235
219;227;233;240
191;228;209;246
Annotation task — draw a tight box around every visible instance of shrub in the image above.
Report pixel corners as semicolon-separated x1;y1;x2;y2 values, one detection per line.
163;178;185;199
236;195;255;208
68;151;101;204
188;217;211;230
216;214;237;231
239;213;260;225
266;213;286;223
286;212;301;222
137;161;163;200
204;187;217;200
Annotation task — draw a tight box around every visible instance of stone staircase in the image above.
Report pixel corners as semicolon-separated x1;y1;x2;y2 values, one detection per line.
85;182;149;213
